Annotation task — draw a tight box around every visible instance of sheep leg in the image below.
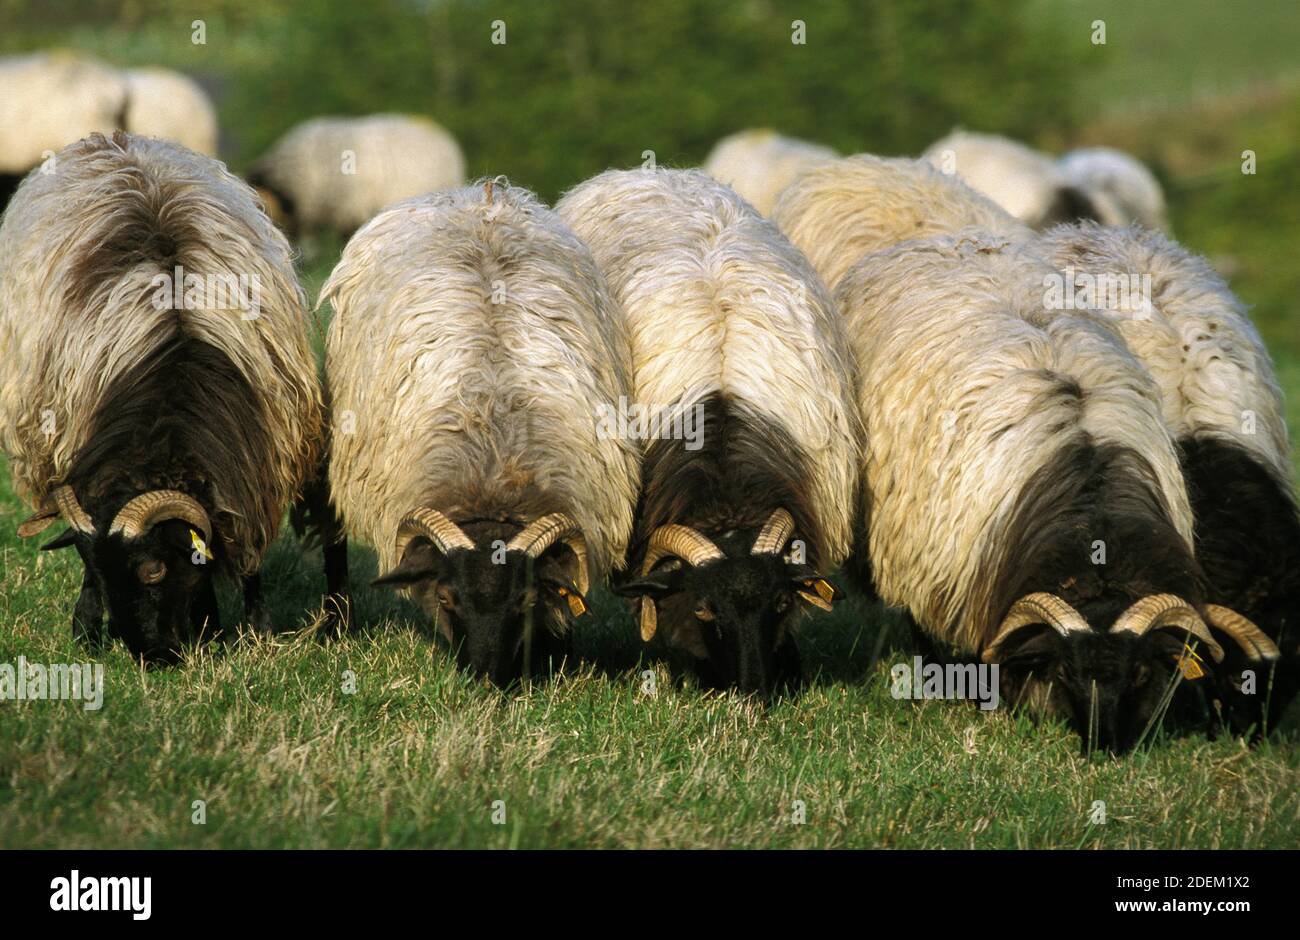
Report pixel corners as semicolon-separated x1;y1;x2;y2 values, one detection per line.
72;569;104;648
774;636;803;696
242;573;272;634
321;536;351;637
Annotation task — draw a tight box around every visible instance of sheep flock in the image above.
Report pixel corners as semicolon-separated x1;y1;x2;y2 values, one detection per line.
1;49;1296;754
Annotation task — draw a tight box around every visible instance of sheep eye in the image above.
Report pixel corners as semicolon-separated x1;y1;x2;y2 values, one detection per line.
1133;664;1151;688
137;560;166;585
436;587;455;610
694;603;714;621
774;595;791;613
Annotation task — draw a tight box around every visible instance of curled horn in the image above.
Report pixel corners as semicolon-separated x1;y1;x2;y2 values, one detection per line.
506;513;590;596
1204;604;1278;662
638;525;724;642
751;508;794;555
109;490;211;544
1110;594;1225;662
394;508;475;562
17;485;96;538
982;592;1091;663
54;486;96;535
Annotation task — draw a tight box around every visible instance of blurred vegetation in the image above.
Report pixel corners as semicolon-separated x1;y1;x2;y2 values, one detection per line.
0;0;1087;198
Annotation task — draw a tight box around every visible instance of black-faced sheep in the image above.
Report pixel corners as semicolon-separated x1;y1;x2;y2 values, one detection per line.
1038;223;1294;731
702;129;838;216
249;114;465;237
771;153;1031;291
921;130;1121;231
557;168;860;699
1058;148;1169;232
321;180;640;687
837;228;1248;752
1;132;329;663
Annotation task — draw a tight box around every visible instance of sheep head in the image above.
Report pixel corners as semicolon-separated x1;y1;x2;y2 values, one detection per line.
617;509;841;700
373;509;589;688
22;485;221;664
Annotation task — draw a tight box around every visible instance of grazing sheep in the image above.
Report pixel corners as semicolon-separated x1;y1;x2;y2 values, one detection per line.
0;51;127;198
772;153;1030;290
557;168;860;698
249;114;466;236
1059;148;1169;232
702;129;838;216
1038;223;1294;729
122;67;219;156
1;132;328;662
322;180;640;687
838;228;1256;752
921;130;1121;230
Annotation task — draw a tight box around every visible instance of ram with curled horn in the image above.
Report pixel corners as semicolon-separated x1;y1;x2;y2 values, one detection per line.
322;181;639;687
835;226;1268;752
0;133;330;663
557;168;860;699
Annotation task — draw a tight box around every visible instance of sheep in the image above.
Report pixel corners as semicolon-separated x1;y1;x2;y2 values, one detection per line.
921;130;1122;230
771;153;1031;291
1058;148;1169;232
249;114;466;237
1;132;330;663
122;67;219;157
556;168;860;698
1037;223;1295;730
321;179;640;687
836;227;1260;752
701;129;838;216
0;51;127;200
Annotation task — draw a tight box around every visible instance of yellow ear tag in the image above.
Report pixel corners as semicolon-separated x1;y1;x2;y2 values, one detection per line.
555;585;587;618
1174;644;1206;680
806;579;836;603
190;529;212;560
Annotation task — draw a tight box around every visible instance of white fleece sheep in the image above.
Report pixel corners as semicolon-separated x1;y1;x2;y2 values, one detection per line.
837;229;1193;650
702;129;838;216
0;51;127;174
772;153;1030;291
0;132;323;573
123;67;218;156
1058;148;1168;232
321;180;641;576
556;167;860;569
251;114;466;234
922;130;1126;230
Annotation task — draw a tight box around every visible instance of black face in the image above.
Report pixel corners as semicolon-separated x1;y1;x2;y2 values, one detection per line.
373;532;583;688
45;518;219;664
618;545;838;699
997;625;1205;754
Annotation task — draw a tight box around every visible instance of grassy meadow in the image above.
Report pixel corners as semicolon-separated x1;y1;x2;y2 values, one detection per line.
1;3;1299;850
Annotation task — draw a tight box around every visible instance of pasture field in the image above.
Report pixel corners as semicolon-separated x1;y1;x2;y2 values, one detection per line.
2;82;1299;852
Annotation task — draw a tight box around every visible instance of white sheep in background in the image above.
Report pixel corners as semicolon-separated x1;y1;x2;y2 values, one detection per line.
772;153;1030;290
557;168;860;697
1058;147;1169;231
921;129;1124;230
123;67;219;156
322;180;640;687
250;114;466;235
702;128;838;215
0;51;126;175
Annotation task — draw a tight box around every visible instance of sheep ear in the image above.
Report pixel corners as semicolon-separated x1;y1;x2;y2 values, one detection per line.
542;577;590;618
40;528;78;551
613;575;680;601
372;543;438;587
